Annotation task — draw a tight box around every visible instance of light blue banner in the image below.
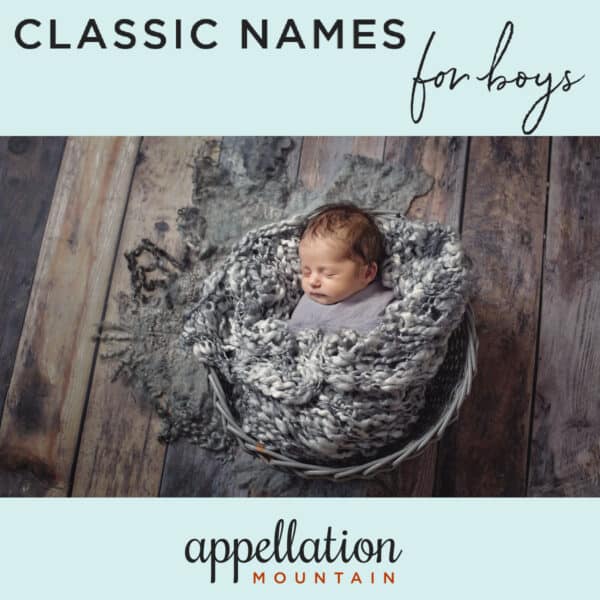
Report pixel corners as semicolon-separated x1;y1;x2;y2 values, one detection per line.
0;0;596;134
0;498;598;598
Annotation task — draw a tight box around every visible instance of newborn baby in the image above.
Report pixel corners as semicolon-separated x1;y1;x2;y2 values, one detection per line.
289;203;394;334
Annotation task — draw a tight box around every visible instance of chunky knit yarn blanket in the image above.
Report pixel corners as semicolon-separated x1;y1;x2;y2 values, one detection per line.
182;210;472;463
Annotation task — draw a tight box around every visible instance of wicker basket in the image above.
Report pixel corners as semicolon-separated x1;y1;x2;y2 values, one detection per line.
206;304;477;480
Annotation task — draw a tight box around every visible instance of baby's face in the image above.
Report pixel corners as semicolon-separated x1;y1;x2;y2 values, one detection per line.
298;236;376;305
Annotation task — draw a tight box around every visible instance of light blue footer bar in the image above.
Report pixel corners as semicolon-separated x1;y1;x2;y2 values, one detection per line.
0;498;597;598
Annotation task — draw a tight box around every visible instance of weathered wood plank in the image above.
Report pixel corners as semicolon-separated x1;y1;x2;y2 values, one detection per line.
352;137;386;160
436;137;549;496
384;137;468;496
71;138;219;496
0;137;65;420
299;137;355;190
0;137;140;496
385;137;466;227
159;137;304;497
529;137;600;496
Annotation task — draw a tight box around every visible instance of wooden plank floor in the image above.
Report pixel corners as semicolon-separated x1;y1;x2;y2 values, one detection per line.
0;136;598;497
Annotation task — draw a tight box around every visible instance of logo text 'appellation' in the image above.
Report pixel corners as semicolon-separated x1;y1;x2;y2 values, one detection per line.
185;518;403;584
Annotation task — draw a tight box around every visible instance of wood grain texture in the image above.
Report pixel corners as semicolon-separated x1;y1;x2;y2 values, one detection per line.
71;138;220;496
385;137;466;227
0;137;65;418
436;137;549;496
298;137;355;190
384;137;468;496
529;137;600;496
352;137;386;160
0;137;140;496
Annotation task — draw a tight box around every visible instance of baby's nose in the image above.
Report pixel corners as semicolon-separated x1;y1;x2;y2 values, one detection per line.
309;273;321;287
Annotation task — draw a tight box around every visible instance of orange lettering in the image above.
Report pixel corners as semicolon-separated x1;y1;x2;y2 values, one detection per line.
253;572;265;584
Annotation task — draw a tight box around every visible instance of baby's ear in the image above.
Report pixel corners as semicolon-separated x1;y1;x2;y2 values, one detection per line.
365;262;378;282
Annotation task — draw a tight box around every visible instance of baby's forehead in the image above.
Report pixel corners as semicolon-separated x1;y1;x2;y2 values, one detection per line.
298;234;351;262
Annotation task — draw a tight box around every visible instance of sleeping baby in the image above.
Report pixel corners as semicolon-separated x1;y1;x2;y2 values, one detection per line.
288;203;394;333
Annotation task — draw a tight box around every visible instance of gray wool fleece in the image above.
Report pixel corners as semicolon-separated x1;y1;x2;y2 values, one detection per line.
288;281;395;334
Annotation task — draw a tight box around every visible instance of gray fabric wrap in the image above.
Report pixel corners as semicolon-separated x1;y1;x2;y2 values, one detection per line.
289;281;395;334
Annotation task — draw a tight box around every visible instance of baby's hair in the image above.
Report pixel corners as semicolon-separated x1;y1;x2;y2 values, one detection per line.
300;203;385;267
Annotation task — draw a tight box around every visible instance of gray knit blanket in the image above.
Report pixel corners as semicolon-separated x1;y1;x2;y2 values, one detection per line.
182;211;472;463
